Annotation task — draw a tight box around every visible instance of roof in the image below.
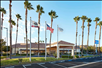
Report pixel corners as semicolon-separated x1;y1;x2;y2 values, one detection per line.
49;40;74;45
12;43;49;48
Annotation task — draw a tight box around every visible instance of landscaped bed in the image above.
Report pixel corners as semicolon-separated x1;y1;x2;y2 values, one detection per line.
1;55;101;67
1;57;69;66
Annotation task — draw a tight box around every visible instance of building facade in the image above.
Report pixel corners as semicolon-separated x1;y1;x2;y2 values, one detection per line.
12;40;80;55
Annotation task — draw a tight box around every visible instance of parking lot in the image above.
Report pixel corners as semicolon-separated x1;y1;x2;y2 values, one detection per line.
2;56;102;68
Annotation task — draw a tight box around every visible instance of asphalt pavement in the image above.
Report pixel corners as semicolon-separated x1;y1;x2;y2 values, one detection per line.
1;56;102;68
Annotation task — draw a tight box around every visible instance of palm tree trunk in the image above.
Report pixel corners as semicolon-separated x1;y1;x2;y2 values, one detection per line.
38;13;40;57
75;22;78;55
49;18;53;56
98;26;101;55
15;19;18;55
94;22;97;54
87;22;89;55
9;3;12;59
82;20;84;55
1;13;3;56
25;8;28;57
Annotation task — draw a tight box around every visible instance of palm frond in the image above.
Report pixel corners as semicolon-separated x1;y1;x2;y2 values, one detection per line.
94;17;100;22
97;21;102;26
87;18;92;23
16;14;22;20
81;15;87;20
0;8;6;14
48;10;58;19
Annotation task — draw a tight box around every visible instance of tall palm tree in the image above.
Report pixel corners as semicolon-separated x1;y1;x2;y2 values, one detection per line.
81;15;87;55
97;21;102;54
9;20;16;57
48;10;58;56
93;17;100;54
73;16;80;55
36;5;44;57
24;37;26;43
15;14;22;55
86;18;92;55
24;1;34;57
9;0;12;59
0;7;6;56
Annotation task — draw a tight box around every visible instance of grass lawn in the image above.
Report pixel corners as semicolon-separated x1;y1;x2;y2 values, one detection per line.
1;57;69;66
1;55;101;67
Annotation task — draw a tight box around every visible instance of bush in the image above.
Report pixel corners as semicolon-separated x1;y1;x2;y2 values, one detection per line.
1;56;7;59
75;55;79;58
2;53;10;56
62;55;68;58
53;53;57;58
82;54;84;56
62;55;73;59
69;56;73;59
40;53;45;55
18;58;22;63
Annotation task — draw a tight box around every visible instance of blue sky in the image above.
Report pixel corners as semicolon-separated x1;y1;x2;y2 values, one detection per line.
1;1;102;46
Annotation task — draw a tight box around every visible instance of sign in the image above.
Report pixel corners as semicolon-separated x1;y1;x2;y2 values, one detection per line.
95;40;99;44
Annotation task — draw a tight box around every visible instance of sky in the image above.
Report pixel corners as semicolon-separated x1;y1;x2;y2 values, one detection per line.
1;1;102;47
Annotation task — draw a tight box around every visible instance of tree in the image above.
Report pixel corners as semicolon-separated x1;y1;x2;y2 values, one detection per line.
2;46;10;52
24;37;26;43
36;5;44;57
42;40;44;43
9;0;12;59
86;18;92;55
97;21;102;54
88;46;94;53
0;7;6;56
15;14;22;55
24;1;34;57
48;10;58;55
93;17;100;54
81;15;87;55
73;16;80;55
0;39;6;56
100;46;102;53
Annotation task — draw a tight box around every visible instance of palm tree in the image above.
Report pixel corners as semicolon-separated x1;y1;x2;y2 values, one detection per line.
86;18;92;55
43;40;44;43
9;0;12;59
36;5;44;57
73;16;80;55
9;20;16;57
0;7;6;56
24;1;34;57
15;14;22;55
97;21;102;54
24;37;26;43
81;15;87;55
93;17;100;54
48;10;58;55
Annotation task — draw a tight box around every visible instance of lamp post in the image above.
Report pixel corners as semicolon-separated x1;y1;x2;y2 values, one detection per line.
79;35;81;57
4;27;8;58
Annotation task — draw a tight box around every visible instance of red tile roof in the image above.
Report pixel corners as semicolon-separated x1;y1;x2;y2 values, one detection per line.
12;43;49;48
48;40;74;46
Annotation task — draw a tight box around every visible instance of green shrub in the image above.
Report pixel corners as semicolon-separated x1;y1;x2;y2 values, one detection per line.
62;55;68;58
75;55;79;58
62;55;73;59
1;56;7;59
18;58;22;63
40;53;45;55
53;53;57;58
69;56;73;59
